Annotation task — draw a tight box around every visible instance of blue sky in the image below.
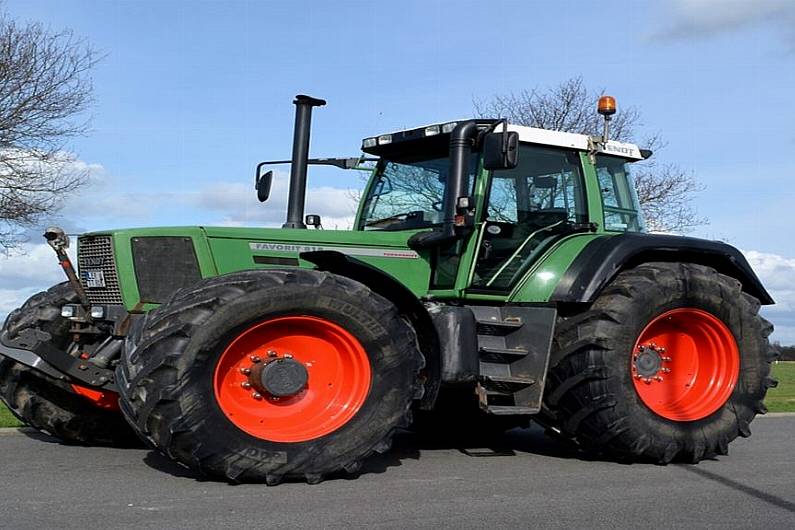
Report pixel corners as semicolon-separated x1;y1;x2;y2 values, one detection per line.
2;0;794;341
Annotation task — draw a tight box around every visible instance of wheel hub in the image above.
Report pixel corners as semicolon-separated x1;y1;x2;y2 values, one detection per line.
631;343;671;383
256;358;309;397
634;345;663;377
242;351;310;400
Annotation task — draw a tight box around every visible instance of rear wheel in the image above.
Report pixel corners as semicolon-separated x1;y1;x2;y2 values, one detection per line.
117;269;424;484
0;282;135;445
542;262;777;463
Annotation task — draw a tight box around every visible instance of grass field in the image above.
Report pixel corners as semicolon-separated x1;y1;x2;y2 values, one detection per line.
0;404;20;428
1;362;793;429
765;361;795;412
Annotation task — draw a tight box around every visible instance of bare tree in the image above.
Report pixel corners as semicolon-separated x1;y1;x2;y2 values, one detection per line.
0;10;97;248
475;77;705;233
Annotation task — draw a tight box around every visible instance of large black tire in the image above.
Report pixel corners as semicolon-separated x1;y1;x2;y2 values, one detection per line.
116;269;424;484
0;359;137;445
0;283;136;446
541;262;777;464
5;282;78;348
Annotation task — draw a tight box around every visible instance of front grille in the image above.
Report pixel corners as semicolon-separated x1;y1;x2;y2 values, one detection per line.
77;235;124;305
132;236;201;304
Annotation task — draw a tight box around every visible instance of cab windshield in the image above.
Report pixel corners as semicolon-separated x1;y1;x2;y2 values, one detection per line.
359;154;477;231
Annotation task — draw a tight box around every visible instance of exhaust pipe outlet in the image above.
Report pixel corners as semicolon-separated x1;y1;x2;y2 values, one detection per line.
283;94;326;229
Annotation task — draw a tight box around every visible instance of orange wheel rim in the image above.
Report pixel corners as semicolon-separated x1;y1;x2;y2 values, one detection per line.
213;316;371;442
631;308;739;422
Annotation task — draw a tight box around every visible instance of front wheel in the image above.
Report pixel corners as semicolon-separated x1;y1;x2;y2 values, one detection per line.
116;269;424;484
542;262;777;463
0;283;135;446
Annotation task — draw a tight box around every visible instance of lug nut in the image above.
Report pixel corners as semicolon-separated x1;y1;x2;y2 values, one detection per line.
240;367;251;375
654;376;664;382
662;356;672;362
267;350;277;358
251;392;262;400
269;396;280;401
241;382;252;389
661;368;671;373
284;353;293;359
250;355;261;363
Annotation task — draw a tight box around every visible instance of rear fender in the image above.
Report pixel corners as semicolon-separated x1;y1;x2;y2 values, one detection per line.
551;233;774;305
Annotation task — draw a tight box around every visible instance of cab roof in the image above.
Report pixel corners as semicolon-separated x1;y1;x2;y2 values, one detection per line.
362;120;646;161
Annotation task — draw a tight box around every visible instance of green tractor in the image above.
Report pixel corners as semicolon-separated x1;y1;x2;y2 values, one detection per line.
0;95;778;484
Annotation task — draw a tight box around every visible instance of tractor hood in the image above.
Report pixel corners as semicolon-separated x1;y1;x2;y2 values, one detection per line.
76;226;433;311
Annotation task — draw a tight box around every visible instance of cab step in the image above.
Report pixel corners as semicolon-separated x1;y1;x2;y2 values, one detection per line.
482;406;540;416
479;345;528;363
470;306;556;416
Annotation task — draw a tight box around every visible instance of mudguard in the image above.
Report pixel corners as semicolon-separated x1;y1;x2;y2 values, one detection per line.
551;233;774;305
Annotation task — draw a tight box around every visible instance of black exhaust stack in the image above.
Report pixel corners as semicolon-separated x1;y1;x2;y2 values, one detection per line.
283;95;326;229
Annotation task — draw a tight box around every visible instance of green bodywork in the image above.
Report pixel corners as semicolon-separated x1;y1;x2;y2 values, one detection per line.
86;151;628;312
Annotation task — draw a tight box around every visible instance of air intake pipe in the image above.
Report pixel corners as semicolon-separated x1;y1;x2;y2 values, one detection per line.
408;120;480;249
283;95;326;229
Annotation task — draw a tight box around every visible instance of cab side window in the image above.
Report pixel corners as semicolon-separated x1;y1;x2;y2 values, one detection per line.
595;155;645;232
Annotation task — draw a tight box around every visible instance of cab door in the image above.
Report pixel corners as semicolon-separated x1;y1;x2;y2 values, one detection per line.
468;143;588;293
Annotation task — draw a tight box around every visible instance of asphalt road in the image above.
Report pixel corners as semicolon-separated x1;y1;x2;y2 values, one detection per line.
0;416;793;529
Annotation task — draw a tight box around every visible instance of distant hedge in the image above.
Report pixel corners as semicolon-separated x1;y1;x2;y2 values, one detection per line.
778;345;795;361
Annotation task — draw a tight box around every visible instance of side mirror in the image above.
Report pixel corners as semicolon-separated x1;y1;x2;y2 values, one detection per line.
482;131;519;170
255;164;273;202
305;214;322;229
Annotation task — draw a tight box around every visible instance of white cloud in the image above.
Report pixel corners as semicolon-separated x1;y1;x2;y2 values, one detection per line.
0;243;71;289
744;250;795;345
0;242;77;320
650;0;795;49
185;171;360;228
54;169;362;229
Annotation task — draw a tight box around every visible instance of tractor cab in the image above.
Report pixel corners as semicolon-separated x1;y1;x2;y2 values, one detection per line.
352;117;647;295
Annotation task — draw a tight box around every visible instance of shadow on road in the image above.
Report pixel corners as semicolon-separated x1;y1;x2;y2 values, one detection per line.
136;424;587;483
678;464;795;514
